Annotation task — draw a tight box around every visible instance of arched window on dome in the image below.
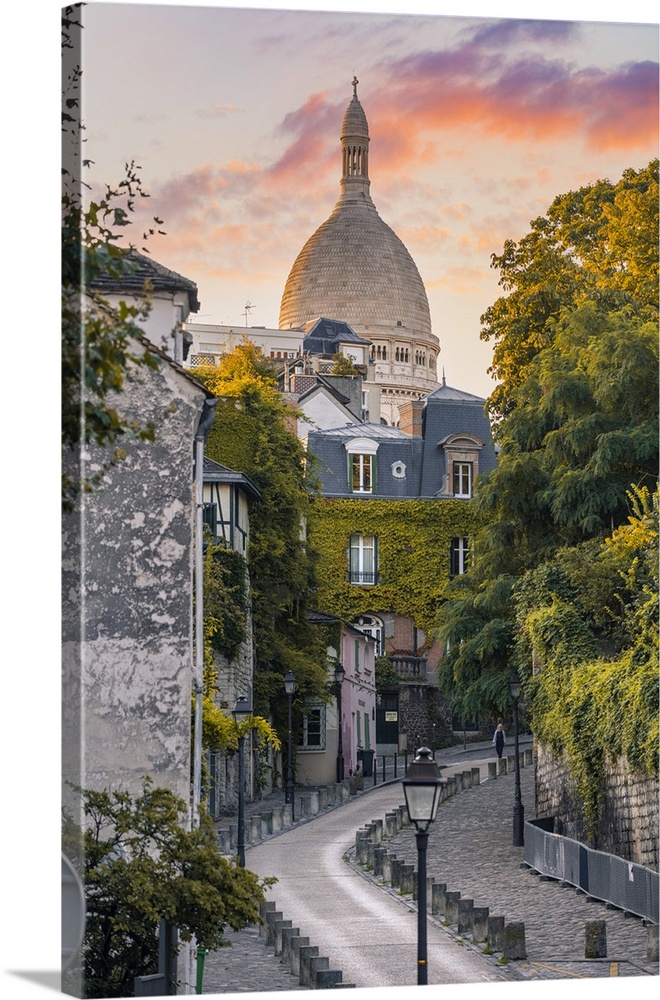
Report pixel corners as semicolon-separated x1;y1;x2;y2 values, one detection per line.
404;349;410;363
382;346;387;360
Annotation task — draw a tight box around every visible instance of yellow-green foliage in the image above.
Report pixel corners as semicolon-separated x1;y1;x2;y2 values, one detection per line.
528;596;658;839
309;497;480;637
200;698;281;755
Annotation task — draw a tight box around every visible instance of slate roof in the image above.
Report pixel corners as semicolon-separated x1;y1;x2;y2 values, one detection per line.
423;381;486;403
89;247;201;313
302;317;373;355
202;457;261;501
317;422;410;439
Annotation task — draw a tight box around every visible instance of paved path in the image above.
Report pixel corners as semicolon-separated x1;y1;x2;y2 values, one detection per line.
202;742;658;994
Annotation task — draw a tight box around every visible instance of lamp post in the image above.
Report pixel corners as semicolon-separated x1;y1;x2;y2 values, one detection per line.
334;662;345;783
232;696;252;867
509;673;525;847
284;671;297;820
402;747;443;985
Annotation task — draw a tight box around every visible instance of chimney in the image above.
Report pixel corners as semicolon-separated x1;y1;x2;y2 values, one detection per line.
398;399;424;437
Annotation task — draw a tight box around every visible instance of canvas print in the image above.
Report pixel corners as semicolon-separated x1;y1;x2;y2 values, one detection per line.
59;1;658;998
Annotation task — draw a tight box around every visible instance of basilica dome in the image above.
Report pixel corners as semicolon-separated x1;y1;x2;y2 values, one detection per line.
279;79;433;341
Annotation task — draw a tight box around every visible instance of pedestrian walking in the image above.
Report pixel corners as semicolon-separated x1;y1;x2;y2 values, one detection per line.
492;721;506;758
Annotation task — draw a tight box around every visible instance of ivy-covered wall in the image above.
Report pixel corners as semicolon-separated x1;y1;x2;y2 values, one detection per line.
308;496;481;637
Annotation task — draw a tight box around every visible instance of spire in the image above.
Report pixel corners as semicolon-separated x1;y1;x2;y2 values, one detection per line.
340;76;370;198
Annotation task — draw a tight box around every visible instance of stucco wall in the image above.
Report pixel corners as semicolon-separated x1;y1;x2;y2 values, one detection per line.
535;742;659;871
62;347;208;825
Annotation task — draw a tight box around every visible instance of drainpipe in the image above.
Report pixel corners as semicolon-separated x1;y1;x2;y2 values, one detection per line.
192;396;217;828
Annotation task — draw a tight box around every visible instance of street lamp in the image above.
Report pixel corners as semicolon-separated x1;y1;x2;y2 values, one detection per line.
334;662;345;783
402;747;444;986
509;673;525;847
232;696;252;867
284;671;297;820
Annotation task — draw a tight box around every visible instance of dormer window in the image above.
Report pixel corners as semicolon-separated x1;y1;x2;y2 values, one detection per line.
439;433;484;499
344;437;379;494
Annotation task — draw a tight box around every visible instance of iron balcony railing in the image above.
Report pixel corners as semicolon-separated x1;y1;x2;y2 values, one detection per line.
347;570;380;585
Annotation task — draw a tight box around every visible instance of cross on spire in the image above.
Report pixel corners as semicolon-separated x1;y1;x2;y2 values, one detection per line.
351;75;359;98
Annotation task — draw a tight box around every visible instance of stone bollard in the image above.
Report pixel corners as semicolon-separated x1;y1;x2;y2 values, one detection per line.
382;853;394;884
370;818;383;843
471;767;481;786
457;898;474;935
487;915;505;951
282;802;293;827
472;906;490;943
289;935;310;977
585;920;607;958
259;901;277;938
647;923;659;964
498;758;507;776
265;908;283;946
400;864;415;894
518;752;525;768
280;925;300;965
488;762;498;781
300;794;312;817
431;882;447;917
260;812;274;838
339;779;351;802
274;918;292;956
299;945;320;987
250;814;261;842
503;922;527;960
462;769;472;788
397;804;408;827
355;830;370;865
272;809;283;834
385;811;398;837
373;847;386;877
445;891;461;926
309;955;330;987
216;829;232;854
315;969;344;989
391;858;403;889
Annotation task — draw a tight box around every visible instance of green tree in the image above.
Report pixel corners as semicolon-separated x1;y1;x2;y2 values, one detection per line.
437;161;659;721
194;344;329;730
62;780;274;998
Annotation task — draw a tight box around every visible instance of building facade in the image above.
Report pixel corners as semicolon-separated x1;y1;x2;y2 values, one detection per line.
306;380;497;751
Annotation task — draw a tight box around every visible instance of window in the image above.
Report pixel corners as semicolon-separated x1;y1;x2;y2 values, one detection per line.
345;437;379;494
298;705;326;750
202;502;218;539
450;537;470;576
453;462;473;498
351;453;373;492
349;534;378;585
352;614;384;656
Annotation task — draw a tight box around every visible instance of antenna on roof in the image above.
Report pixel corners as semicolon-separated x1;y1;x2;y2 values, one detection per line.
243;301;254;326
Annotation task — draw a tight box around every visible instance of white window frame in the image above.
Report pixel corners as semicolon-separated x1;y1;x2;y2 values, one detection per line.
349;534;378;586
298;704;326;751
351;453;373;493
453;462;473;498
450;536;470;576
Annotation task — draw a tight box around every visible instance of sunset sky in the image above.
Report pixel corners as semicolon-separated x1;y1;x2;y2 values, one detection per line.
75;0;659;397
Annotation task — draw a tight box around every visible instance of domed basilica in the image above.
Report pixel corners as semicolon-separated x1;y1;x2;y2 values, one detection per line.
279;78;441;426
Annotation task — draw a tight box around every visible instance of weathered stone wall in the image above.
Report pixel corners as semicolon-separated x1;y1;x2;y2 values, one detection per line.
398;685;453;752
62;347;208;825
535;743;659;871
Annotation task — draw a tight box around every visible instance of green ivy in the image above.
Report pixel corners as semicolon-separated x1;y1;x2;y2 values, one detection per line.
309;497;481;637
527;595;658;839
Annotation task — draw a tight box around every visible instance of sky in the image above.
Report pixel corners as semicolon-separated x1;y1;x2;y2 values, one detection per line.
71;0;660;398
1;3;658;1000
